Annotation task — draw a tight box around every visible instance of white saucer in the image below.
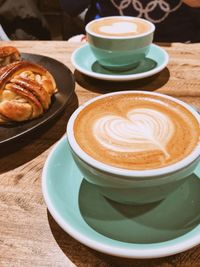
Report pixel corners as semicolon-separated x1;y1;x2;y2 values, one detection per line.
71;43;169;81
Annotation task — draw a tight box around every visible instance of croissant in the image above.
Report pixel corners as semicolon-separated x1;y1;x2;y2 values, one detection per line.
0;46;20;67
0;61;57;123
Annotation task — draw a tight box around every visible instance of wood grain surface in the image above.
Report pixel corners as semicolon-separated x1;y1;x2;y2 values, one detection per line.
0;41;200;267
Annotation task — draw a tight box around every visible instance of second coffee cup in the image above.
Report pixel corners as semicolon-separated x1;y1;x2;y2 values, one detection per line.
86;16;155;71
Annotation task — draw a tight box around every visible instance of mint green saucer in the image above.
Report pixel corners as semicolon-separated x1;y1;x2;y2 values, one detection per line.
71;44;169;81
42;136;200;258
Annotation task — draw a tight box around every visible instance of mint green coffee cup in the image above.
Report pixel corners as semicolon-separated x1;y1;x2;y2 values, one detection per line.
86;16;155;71
67;91;200;205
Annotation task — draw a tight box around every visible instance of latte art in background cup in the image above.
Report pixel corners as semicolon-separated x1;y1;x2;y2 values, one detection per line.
86;16;155;71
88;17;151;37
67;91;200;204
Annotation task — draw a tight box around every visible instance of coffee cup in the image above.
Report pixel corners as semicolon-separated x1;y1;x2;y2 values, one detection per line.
85;16;155;71
67;91;200;205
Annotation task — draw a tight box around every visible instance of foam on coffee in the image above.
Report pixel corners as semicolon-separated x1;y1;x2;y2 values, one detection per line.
88;17;151;37
74;93;200;170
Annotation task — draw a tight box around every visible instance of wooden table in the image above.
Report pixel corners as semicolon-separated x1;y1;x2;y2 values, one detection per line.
0;41;200;267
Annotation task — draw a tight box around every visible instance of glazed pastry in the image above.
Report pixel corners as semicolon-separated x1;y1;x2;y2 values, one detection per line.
0;46;20;67
0;61;57;123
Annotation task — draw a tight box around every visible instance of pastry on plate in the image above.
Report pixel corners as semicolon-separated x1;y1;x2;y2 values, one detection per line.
0;46;21;67
0;60;57;123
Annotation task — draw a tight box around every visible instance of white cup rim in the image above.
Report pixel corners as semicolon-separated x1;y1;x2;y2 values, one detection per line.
67;91;200;178
86;16;155;39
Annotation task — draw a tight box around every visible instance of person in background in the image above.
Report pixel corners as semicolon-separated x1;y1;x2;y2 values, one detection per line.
0;0;50;40
60;0;200;42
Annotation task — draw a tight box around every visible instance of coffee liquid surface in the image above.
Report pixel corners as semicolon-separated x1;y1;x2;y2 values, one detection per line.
74;93;200;170
88;17;151;37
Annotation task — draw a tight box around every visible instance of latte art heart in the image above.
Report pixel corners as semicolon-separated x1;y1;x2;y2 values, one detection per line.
88;18;151;37
74;93;199;170
100;22;138;35
93;108;174;158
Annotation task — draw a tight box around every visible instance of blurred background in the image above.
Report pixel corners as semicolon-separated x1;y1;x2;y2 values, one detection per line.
0;0;85;41
0;0;200;42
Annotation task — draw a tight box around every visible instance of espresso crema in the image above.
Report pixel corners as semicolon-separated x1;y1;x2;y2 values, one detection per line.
74;93;200;170
88;17;151;37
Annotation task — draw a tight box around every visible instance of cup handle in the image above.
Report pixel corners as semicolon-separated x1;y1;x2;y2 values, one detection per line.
194;162;200;177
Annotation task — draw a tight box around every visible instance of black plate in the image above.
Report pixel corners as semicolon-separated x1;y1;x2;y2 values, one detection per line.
0;53;75;146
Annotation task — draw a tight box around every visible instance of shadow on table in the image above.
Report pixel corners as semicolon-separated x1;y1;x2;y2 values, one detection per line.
47;211;193;267
74;67;170;94
0;93;78;174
